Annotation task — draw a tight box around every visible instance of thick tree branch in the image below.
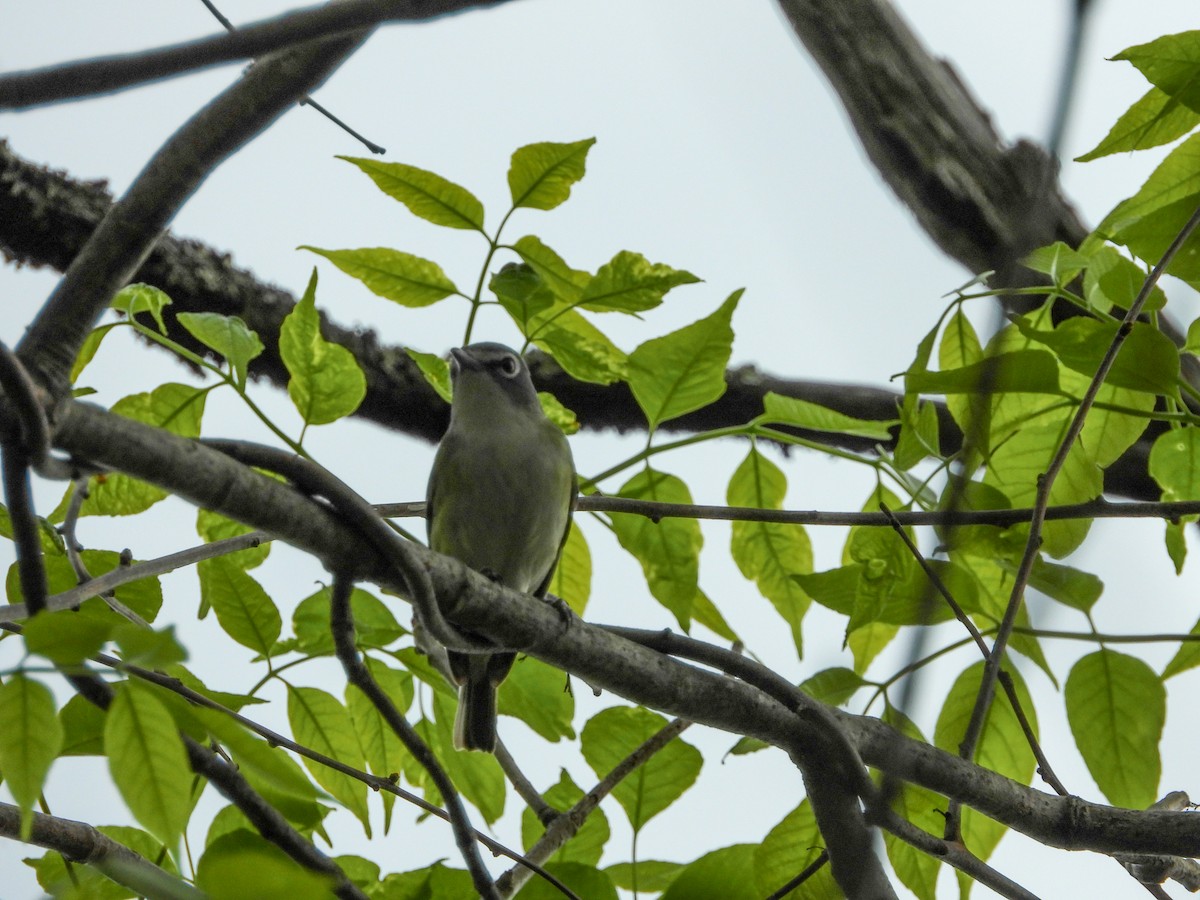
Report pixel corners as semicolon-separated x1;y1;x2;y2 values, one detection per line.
773;0;1082;287
0;802;204;900
0;0;514;110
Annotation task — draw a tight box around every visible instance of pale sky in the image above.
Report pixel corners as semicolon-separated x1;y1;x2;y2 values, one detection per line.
2;2;1199;897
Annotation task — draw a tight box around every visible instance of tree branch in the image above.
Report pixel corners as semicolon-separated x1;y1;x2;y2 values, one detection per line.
0;802;205;900
0;0;514;110
14;30;371;400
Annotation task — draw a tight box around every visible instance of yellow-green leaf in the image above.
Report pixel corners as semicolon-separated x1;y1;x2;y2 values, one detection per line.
338;156;485;231
280;269;367;426
1066;650;1165;809
627;290;741;429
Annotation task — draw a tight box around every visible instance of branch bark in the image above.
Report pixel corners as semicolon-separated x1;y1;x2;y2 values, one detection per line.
0;0;513;110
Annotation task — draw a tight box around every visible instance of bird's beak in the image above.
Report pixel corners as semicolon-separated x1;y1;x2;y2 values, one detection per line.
449;347;480;377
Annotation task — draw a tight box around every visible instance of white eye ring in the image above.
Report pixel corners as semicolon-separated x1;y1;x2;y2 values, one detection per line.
499;355;521;378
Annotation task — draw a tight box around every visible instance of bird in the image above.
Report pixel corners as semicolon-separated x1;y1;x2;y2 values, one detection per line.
426;342;576;752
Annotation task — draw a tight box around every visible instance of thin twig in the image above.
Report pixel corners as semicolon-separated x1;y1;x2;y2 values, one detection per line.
879;503;1068;797
0;530;267;622
763;850;828;900
2;448;47;616
59;477;149;627
0;0;511;110
496;716;692;897
198;0;384;154
384;494;1200;528
329;574;503;900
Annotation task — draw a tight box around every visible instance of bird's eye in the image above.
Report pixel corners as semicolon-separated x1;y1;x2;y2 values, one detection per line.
499;355;521;378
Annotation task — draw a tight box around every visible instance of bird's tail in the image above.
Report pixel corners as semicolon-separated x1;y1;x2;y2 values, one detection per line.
454;675;498;752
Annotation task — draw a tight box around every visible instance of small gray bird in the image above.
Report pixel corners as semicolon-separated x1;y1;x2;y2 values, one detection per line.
426;343;576;751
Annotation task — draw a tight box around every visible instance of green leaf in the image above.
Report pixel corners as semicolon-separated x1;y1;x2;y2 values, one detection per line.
347;660;412;829
936;307;983;449
1013;316;1180;395
72;322;119;384
0;503;64;555
378;862;475;899
1024;558;1103;611
754;801;841;899
280;269;367;425
1023;241;1088;286
405;348;453;403
1165;517;1190;575
198;557;281;656
1115;31;1200;115
301;246;457;308
627;290;741;429
538;391;579;434
984;419;1102;558
530;310;628;385
517;863;618;900
105;681;192;847
72;383;208;517
176;312;264;387
112;283;171;333
196;507;270;570
1163;614;1200;678
1187;316;1200;355
894;398;942;470
0;675;62;837
800;667;866;707
665;845;757;900
727;448;812;656
511;235;591;303
194;708;325;806
197;832;334;899
490;262;558;331
520;770;610;866
935;662;1037;862
22;607;113;664
338;156;485;231
580;250;700;313
1099;133;1200;287
907;349;1063;395
287;686;372;835
605;861;684;893
59;694;106;756
758;391;895;440
1149;426;1200;499
292;585;404;656
580;706;701;832
548;520;591;615
1083;245;1166;314
112;623;187;669
689;588;740;643
498;656;574;742
1077;87;1200;161
851;620;899;675
610;468;702;628
508;138;596;211
1065;650;1165;809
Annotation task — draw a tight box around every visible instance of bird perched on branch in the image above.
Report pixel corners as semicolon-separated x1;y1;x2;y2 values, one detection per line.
426;343;576;752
